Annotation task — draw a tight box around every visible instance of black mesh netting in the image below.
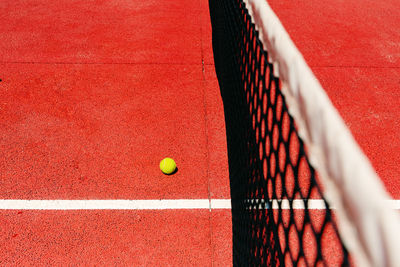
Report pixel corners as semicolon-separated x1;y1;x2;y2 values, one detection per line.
208;0;350;265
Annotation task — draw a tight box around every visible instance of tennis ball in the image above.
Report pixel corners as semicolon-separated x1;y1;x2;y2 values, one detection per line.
160;158;177;175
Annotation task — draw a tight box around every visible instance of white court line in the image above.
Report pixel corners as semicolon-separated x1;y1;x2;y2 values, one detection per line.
0;199;399;210
0;199;211;210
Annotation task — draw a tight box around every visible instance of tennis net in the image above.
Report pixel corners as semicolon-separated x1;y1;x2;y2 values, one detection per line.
208;0;400;266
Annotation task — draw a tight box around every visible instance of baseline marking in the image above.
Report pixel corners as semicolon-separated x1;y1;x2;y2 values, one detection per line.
0;199;399;210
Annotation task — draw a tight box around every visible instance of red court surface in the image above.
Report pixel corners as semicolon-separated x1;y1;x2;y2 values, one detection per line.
0;0;203;64
0;0;399;265
1;210;231;266
1;0;231;265
0;63;218;199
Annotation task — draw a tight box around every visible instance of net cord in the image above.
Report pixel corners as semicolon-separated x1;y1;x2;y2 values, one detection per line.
243;0;400;266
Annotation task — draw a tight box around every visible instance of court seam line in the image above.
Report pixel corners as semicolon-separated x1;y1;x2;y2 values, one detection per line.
0;199;399;210
0;61;213;66
199;10;214;266
5;62;397;68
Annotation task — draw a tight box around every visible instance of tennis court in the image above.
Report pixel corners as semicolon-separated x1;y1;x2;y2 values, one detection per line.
0;0;399;265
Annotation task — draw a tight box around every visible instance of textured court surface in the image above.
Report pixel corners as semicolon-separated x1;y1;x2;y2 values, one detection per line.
0;0;399;265
0;0;231;265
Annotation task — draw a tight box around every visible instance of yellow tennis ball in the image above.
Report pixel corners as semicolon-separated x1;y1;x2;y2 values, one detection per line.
160;158;177;175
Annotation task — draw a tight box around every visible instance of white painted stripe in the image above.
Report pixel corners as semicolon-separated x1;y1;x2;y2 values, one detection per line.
0;199;398;210
0;199;210;210
210;199;231;209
